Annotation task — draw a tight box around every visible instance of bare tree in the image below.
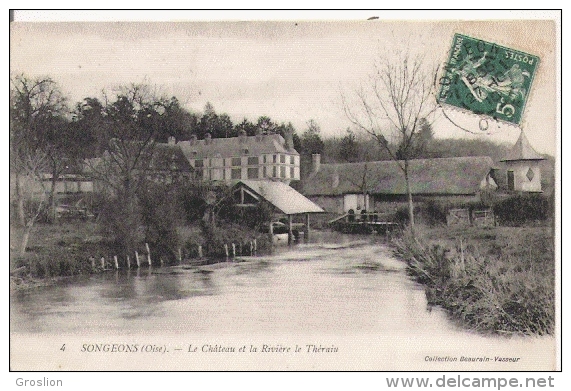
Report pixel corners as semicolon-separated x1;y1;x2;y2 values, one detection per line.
11;149;49;255
343;54;437;230
10;74;70;225
85;83;170;257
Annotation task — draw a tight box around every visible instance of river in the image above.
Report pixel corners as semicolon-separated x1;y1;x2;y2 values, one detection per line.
10;231;556;371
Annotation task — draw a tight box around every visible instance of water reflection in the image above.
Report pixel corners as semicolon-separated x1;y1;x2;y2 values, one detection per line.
5;232;548;343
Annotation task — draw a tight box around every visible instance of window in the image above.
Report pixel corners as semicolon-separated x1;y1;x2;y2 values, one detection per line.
232;157;241;167
248;156;259;165
243;148;249;155
290;167;295;178
280;154;286;163
280;166;286;178
273;166;277;178
195;159;204;179
247;168;259;179
231;168;241;180
263;166;267;177
273;155;277;163
263;155;267;163
290;155;295;164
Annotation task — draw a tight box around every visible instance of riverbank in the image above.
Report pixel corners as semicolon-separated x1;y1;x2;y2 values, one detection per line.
9;221;272;291
392;224;555;336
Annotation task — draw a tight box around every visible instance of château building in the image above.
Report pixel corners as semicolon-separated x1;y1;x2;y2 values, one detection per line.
176;130;300;184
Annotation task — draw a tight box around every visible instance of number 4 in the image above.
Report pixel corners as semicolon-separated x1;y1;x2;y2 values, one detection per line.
60;344;66;351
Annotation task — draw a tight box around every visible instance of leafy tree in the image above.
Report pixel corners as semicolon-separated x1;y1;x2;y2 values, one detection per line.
198;102;234;139
339;128;359;162
256;116;277;134
300;119;324;154
234;118;257;136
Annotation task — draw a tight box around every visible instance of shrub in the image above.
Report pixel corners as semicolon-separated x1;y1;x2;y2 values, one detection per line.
139;183;183;263
493;193;550;226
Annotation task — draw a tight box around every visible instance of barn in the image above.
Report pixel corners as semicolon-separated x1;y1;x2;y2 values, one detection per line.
301;155;497;215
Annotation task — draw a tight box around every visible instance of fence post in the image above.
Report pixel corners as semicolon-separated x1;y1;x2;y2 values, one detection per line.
100;257;105;269
145;243;152;267
198;245;203;258
232;243;236;258
135;251;141;268
127;255;131;269
224;244;229;258
114;255;119;270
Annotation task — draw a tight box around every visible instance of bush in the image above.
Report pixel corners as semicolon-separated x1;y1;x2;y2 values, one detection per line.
493;193;550;226
139;183;183;263
418;200;448;226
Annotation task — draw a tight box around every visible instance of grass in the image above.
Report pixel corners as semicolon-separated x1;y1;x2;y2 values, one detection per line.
392;224;555;336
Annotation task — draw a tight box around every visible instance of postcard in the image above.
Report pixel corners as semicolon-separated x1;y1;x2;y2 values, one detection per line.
9;11;560;373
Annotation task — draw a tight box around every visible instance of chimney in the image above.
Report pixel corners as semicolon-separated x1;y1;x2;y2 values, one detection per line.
189;134;197;146
256;128;263;142
239;129;247;144
205;133;212;145
167;136;176;145
312;153;321;173
284;129;294;150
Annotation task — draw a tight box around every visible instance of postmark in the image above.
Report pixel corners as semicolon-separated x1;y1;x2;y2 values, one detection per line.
438;34;539;125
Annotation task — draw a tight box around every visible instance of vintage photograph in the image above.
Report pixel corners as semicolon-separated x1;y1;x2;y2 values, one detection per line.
9;11;559;371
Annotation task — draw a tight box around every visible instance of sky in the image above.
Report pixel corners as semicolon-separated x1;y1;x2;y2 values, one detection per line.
9;11;559;156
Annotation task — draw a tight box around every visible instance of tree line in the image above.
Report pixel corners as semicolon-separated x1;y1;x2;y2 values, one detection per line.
9;73;331;256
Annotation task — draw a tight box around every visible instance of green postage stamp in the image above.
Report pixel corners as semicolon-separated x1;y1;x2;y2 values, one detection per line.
438;33;539;125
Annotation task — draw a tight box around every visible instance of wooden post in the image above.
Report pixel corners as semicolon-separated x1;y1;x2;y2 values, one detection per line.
288;214;293;245
232;243;236;258
90;257;95;269
460;239;465;275
145;243;152;266
250;241;253;255
224;244;229;258
135;251;141;268
178;248;182;263
253;239;257;252
127;255;131;269
198;245;203;258
305;213;310;241
114;255;119;270
160;257;164;267
269;222;273;235
100;257;105;269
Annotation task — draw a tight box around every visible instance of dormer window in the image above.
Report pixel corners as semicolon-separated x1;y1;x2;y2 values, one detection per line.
243;148;249;155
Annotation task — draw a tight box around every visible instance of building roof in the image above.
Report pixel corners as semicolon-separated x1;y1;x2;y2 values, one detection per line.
302;156;495;196
237;180;324;215
500;131;544;161
178;133;298;160
82;142;192;174
149;143;193;172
